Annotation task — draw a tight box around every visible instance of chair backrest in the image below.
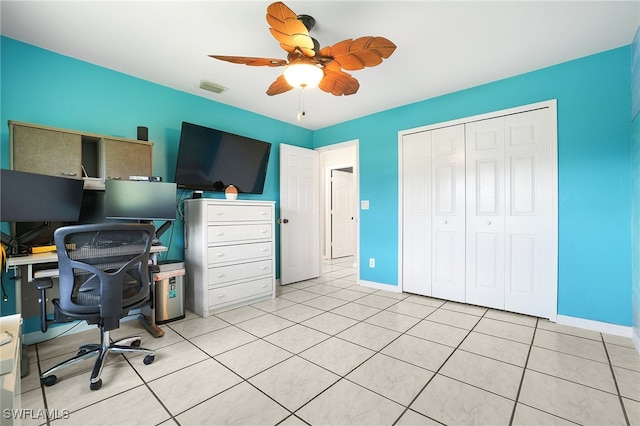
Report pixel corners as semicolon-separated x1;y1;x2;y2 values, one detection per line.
54;223;155;330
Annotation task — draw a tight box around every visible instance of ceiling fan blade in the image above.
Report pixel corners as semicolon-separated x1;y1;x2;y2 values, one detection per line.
266;74;294;96
266;2;315;57
209;55;287;67
318;70;360;96
319;36;397;71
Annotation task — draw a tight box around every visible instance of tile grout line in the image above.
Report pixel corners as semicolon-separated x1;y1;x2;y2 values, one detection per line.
508;317;538;425
390;300;490;426
601;333;631;426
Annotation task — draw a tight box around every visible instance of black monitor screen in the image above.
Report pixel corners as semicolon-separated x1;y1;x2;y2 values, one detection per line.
1;169;85;222
105;180;176;221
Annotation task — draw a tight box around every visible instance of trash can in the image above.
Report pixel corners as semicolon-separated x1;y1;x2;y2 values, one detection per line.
154;260;186;324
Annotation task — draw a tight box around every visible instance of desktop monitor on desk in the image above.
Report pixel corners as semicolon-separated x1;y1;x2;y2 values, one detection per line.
105;180;177;240
0;169;85;255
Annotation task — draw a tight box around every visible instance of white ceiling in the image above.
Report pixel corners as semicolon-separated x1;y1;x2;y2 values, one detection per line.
2;1;638;130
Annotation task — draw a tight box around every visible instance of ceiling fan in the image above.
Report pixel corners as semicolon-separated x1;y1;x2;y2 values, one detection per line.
210;1;397;97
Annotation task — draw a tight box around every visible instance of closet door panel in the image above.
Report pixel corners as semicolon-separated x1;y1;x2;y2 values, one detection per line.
431;125;465;302
466;117;505;309
402;132;432;295
504;108;555;318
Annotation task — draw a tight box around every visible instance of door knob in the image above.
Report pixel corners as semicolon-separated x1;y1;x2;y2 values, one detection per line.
278;218;289;224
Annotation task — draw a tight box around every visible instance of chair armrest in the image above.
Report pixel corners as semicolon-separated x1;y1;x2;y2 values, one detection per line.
32;278;53;333
32;277;53;291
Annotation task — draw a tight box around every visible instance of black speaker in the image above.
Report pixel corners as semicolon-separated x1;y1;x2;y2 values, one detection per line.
137;126;148;141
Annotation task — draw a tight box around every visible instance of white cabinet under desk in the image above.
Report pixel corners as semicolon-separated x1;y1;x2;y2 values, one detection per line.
184;199;276;317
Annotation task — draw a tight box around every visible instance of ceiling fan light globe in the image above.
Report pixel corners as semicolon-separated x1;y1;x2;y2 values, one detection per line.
283;63;323;89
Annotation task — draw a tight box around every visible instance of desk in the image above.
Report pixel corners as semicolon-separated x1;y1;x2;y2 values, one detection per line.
5;246;168;340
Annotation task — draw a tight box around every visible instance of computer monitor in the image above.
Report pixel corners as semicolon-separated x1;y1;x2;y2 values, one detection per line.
1;169;85;222
1;169;85;255
105;180;177;221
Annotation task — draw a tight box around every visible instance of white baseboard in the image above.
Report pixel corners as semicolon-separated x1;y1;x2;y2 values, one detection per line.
556;314;633;338
633;326;640;353
358;279;401;293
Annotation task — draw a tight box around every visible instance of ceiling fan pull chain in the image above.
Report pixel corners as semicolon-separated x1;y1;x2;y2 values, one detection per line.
297;88;307;121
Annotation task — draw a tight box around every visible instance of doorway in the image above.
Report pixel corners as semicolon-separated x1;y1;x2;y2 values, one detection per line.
318;141;359;266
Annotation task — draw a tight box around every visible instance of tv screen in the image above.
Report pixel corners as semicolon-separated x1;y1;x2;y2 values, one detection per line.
0;169;85;222
175;122;272;194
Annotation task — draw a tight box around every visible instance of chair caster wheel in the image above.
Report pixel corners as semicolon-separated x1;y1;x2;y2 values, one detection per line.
143;355;154;365
41;375;57;387
90;379;102;391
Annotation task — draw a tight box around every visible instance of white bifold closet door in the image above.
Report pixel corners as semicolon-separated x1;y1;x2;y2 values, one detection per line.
401;125;465;302
401;106;556;319
465;108;555;318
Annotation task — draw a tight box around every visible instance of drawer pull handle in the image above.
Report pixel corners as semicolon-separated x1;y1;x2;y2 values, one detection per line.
216;232;224;236
260;266;267;270
260;230;267;233
217;273;225;277
261;283;267;288
260;248;268;252
218;294;225;298
216;253;224;257
260;211;267;215
216;211;224;215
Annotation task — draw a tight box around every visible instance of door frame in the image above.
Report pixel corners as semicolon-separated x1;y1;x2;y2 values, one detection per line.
317;140;360;274
398;99;558;320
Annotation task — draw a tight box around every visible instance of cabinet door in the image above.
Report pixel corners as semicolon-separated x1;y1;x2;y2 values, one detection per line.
102;138;152;180
11;125;82;178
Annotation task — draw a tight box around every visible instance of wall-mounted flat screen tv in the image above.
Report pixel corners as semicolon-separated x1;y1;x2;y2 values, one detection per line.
175;122;272;194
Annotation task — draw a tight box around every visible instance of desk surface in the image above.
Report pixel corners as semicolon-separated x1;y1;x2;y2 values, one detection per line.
6;245;168;268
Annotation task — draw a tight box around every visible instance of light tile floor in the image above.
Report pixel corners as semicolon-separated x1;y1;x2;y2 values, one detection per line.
18;257;640;425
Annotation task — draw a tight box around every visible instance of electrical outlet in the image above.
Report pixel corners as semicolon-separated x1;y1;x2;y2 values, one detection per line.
361;200;370;210
369;258;375;268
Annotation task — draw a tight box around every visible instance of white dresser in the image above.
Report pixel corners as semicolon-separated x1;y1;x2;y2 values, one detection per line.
184;199;276;317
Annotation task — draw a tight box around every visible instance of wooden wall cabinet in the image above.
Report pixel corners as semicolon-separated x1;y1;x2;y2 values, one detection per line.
9;121;152;189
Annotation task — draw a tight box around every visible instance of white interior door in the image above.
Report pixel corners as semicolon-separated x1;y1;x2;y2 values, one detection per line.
401;101;557;320
465;116;506;309
330;169;355;258
401;131;432;295
503;109;556;318
466;108;555;317
431;125;466;302
279;143;320;285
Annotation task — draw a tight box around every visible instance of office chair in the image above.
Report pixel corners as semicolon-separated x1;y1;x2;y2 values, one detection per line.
33;223;156;390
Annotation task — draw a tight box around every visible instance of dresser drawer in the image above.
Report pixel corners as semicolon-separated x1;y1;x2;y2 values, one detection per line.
208;224;271;243
207;204;273;222
208;242;272;265
208;259;272;286
209;277;273;308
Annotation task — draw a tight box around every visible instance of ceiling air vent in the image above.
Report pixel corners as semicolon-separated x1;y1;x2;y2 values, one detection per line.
200;80;227;94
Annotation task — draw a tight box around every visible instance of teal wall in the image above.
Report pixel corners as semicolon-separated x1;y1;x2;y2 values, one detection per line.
315;46;633;326
631;25;640;342
1;37;635;327
0;37;313;320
